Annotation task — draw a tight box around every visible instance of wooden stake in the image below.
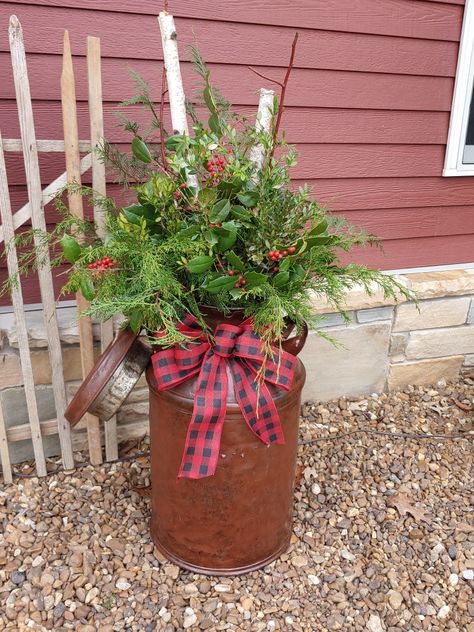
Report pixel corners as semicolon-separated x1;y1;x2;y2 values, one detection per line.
9;15;74;471
0;394;12;485
249;88;275;173
61;29;102;466
87;35;118;461
0;134;46;477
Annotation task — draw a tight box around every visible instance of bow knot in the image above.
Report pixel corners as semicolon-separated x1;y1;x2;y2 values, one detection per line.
151;314;297;479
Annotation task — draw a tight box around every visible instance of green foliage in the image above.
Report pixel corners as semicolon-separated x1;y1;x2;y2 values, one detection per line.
1;60;414;347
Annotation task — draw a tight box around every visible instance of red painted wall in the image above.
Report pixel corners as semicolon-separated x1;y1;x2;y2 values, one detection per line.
0;0;473;305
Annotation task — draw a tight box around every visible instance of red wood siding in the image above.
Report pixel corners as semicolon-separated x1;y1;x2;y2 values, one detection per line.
1;0;473;306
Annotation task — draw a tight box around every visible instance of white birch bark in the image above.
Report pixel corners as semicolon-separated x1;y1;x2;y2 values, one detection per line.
249;88;275;173
158;12;198;189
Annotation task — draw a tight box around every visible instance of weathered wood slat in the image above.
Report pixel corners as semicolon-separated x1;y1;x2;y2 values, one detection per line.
61;29;102;466
0;102;452;145
0;395;12;484
0;134;47;477
0;153;91;245
8;14;75;470
1;0;463;41
0;54;455;112
0;3;459;77
87;35;118;462
3;138;91;152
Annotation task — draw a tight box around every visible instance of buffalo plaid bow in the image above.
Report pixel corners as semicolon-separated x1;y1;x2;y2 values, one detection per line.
151;314;296;479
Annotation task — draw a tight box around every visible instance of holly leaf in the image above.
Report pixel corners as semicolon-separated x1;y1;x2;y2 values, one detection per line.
209;199;231;223
131;137;152;163
273;271;290;288
243;271;267;288
226;250;245;272
387;492;430;523
79;276;94;301
206;275;236;294
198;188;217;206
216;221;238;251
187;255;214;274
60;234;81;263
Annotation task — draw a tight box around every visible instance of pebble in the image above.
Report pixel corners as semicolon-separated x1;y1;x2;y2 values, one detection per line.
0;378;472;631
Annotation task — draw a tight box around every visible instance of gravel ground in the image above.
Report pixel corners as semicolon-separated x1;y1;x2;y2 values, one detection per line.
1;376;473;632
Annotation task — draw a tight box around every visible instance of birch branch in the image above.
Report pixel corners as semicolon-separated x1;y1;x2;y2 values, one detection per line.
158;11;198;189
249;88;275;173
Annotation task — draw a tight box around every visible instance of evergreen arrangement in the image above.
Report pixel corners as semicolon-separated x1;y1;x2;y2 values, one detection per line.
5;53;411;347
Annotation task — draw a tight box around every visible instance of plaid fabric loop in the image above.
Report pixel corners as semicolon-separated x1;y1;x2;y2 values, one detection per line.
151;314;297;479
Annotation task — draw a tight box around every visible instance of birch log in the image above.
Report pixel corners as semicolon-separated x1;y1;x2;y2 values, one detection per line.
9;15;74;471
249;88;275;172
61;30;102;466
158;12;198;189
87;35;118;462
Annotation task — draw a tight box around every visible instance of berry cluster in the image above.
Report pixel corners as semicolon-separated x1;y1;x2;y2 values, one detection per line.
267;246;296;262
228;270;246;288
88;256;115;273
206;155;226;185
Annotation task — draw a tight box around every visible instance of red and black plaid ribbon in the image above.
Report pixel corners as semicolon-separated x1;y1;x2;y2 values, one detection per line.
151;314;296;479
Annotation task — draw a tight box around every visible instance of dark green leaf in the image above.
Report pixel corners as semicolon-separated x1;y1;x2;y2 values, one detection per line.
237;191;259;207
176;225;200;240
203;86;217;115
164;134;184;151
206;275;236;294
187;255;214;273
273;271;290;288
279;257;291;272
122;209;141;225
229;288;242;299
226;250;245;272
127;309;143;334
243;271;267;288
131;137;152;163
198;188;217;206
208;113;222;136
209;199;231;223
309;219;328;236
203;230;219;246
79;276;94;301
216;221;238;251
60;234;81;263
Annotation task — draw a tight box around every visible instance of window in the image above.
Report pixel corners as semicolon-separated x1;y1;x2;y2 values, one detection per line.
444;0;474;176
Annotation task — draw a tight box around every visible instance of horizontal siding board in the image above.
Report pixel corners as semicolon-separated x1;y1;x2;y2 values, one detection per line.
0;3;459;77
0;101;451;144
3;0;464;42
0;54;455;111
299;177;474;211
2;144;447;184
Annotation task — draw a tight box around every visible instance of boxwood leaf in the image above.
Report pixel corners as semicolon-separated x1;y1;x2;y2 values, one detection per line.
187;255;214;273
60;234;81;263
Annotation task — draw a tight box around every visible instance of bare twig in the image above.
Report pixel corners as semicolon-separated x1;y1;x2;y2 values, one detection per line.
270;32;299;157
247;66;283;88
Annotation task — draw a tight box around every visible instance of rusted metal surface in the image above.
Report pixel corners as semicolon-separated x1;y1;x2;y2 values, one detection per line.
65;328;151;426
147;307;307;575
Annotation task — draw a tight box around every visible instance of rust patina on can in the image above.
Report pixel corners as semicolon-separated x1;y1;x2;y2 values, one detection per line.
147;309;306;575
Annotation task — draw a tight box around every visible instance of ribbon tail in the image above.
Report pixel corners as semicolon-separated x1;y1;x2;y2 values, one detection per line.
230;358;285;446
178;351;229;479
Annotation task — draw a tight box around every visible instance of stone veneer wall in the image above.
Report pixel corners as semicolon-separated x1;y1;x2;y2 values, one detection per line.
1;268;473;463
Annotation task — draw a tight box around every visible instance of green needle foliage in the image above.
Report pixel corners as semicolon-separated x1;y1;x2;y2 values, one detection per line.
1;59;413;347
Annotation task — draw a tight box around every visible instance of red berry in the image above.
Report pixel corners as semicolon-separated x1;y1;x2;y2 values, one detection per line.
234;282;240;288
240;279;246;286
180;182;187;189
267;251;273;258
283;250;288;256
228;270;235;276
274;267;279;272
238;275;244;281
278;254;283;260
174;191;181;199
288;246;296;254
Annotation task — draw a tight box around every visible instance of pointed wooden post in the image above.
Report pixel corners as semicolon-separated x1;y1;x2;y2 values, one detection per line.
61;30;103;466
9;15;74;471
87;35;118;461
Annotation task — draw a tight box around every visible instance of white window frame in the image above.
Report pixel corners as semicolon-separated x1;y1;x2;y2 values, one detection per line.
444;0;474;176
